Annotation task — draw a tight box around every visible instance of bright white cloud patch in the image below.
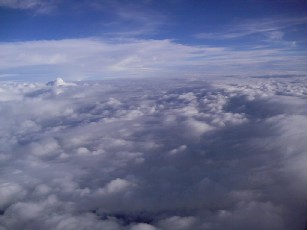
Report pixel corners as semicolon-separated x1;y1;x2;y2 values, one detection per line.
0;76;307;229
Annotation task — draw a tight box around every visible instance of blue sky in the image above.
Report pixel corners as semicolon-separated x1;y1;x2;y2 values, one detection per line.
0;0;307;81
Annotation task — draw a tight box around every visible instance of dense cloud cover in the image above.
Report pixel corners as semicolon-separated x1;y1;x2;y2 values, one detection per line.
0;76;307;230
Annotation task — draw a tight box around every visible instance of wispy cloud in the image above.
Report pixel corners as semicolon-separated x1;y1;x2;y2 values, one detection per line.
0;38;306;81
68;0;169;38
0;0;58;13
0;0;167;35
195;16;307;44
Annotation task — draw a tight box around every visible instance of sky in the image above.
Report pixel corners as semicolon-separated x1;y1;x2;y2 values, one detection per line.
0;0;307;81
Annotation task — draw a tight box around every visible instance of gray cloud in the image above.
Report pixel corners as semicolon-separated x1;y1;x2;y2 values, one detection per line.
0;76;307;229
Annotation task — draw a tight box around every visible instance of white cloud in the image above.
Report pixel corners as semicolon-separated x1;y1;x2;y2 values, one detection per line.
185;118;213;136
0;76;307;229
169;145;187;155
211;201;285;230
0;38;306;81
0;183;27;209
129;223;158;230
28;138;61;158
158;216;197;230
98;178;134;195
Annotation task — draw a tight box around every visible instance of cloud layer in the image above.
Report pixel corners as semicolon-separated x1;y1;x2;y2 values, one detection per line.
0;76;307;229
1;38;306;81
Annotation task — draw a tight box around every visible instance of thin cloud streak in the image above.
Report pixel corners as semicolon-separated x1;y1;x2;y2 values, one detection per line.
195;16;307;41
0;0;58;13
65;0;170;38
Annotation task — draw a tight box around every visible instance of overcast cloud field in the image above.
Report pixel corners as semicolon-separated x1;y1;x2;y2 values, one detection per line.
0;76;306;230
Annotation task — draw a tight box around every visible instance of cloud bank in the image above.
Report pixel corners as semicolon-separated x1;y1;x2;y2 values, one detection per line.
0;38;306;81
0;76;307;229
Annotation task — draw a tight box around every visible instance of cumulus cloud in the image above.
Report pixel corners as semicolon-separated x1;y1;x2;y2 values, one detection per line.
97;178;134;195
0;76;307;229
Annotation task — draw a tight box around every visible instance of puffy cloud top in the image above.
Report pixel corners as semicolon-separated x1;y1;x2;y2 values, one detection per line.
0;76;307;229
